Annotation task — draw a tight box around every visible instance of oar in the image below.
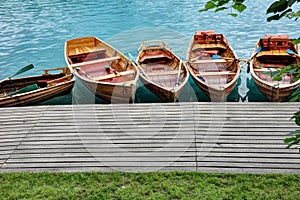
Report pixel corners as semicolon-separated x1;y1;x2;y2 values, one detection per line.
212;55;247;62
128;53;151;80
175;59;182;86
286;49;300;57
241;46;262;70
0;64;34;84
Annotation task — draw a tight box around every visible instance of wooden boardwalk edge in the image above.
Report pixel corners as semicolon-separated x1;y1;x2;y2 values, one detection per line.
0;102;299;174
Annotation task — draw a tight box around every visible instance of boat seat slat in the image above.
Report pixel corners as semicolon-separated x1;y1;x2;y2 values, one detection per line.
92;70;135;81
191;59;227;64
192;43;227;50
196;71;235;76
254;68;280;72
256;50;293;57
69;48;106;57
146;71;179;76
70;56;121;68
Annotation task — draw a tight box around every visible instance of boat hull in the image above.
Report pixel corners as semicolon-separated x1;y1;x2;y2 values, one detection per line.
250;36;300;102
0;72;74;107
136;40;189;102
251;76;299;101
75;72;136;103
65;36;138;104
188;65;237;101
186;31;240;101
139;75;181;102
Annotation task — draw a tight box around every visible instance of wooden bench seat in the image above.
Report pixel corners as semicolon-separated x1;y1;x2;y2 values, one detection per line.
256;50;292;57
254;68;281;72
191;59;227;64
92;70;135;81
68;47;106;57
70;56;121;68
146;70;179;76
196;71;235;76
192;43;227;51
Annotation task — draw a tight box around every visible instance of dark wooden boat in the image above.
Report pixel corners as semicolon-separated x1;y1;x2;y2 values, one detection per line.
0;67;74;107
186;30;241;101
65;36;138;103
136;40;189;102
250;34;300;101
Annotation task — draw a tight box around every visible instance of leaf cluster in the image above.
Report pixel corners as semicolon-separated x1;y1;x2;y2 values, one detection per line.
199;0;300;21
199;0;247;17
270;62;300;82
266;0;300;21
199;0;300;150
271;62;300;150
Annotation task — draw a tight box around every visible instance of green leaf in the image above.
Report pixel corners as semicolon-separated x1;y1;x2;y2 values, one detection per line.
286;141;298;149
232;3;247;13
291;111;300;120
292;37;300;44
198;8;209;12
215;7;228;12
267;14;281;21
289;130;300;135
280;68;287;73
291;91;300;96
234;0;245;3
228;13;238;17
267;0;289;15
289;95;299;102
273;75;282;81
295;117;300;126
267;1;280;14
286;65;293;70
288;0;297;7
293;77;300;82
217;0;230;7
284;137;296;143
280;8;293;18
205;1;217;9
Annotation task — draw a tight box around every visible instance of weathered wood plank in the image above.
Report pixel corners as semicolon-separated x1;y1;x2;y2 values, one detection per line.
0;103;299;173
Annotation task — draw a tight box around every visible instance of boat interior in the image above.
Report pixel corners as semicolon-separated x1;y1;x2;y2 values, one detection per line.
253;36;299;84
139;49;185;88
189;34;237;85
0;73;70;98
66;38;136;83
253;55;298;84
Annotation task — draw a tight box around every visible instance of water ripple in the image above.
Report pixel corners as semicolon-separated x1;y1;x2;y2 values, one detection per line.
0;0;299;101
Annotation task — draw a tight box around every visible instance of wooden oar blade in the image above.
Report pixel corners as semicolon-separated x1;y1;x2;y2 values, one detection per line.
10;64;34;78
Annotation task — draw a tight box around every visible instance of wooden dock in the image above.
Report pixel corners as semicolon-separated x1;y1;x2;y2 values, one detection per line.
0;102;299;174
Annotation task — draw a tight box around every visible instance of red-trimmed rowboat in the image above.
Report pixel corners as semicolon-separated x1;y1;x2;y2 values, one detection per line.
65;36;139;103
0;67;74;107
136;40;189;102
186;30;241;101
250;34;300;101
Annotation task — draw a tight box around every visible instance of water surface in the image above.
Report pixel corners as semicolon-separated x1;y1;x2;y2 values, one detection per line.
0;0;299;103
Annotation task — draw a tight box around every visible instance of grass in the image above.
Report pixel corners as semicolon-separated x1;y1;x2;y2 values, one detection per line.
0;171;299;199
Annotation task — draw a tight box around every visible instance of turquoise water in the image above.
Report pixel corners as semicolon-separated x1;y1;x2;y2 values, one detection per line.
0;0;299;103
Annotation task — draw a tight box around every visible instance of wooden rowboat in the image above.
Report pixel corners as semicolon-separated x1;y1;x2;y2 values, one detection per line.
0;67;74;107
65;36;139;103
186;30;241;101
250;34;300;101
136;40;189;102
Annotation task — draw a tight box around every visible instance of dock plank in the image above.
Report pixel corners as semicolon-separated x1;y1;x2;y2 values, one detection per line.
0;102;299;173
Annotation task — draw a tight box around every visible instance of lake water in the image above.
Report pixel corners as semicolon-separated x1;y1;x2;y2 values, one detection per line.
0;0;299;103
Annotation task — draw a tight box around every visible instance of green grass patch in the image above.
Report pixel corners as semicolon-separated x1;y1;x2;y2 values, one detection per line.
0;172;299;199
